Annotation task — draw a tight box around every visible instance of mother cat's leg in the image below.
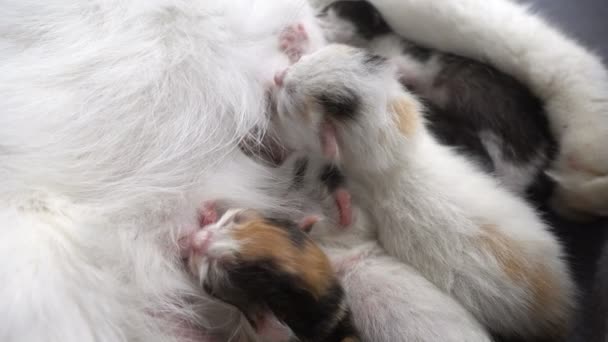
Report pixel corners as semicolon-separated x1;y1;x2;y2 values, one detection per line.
311;0;608;217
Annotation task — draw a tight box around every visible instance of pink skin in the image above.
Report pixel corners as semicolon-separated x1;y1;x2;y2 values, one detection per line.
299;215;320;233
254;312;292;341
199;202;219;227
275;23;354;229
320;121;339;161
179;202;220;258
191;202;220;255
279;23;309;64
191;230;213;255
334;188;352;227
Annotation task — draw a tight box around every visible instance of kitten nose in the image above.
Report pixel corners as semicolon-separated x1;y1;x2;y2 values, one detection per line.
274;68;288;87
191;230;213;255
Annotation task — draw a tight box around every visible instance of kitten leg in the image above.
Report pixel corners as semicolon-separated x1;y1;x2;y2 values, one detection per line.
330;245;492;342
312;0;608;217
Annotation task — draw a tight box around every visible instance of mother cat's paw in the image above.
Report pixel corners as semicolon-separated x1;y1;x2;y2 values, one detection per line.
547;126;608;218
548;158;608;219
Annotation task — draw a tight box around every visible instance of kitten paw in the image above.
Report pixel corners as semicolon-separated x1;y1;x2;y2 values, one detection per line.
279;23;309;64
545;127;608;218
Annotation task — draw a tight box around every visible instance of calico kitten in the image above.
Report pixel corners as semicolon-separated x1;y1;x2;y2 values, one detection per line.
320;0;556;199
273;44;575;340
184;207;359;342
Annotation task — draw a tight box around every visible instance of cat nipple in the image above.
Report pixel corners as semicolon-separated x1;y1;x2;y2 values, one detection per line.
274;68;288;87
199;201;219;227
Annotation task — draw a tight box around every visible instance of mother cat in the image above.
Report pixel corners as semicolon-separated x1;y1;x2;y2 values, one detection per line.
0;0;607;341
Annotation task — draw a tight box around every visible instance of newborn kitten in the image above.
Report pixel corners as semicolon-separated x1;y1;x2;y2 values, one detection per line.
320;0;556;199
279;154;493;342
273;44;575;340
184;207;359;342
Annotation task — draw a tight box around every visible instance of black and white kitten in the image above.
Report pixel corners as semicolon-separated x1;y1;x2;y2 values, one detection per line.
320;0;556;200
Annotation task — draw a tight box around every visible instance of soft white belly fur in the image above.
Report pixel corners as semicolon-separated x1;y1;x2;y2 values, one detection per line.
1;0;607;341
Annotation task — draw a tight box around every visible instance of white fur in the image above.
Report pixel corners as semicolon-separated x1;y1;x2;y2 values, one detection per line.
1;1;318;341
313;0;608;216
336;244;491;342
283;156;492;341
0;0;600;341
276;45;576;338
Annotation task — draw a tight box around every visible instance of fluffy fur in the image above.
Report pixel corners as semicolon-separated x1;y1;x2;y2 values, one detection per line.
314;0;608;217
0;0;605;341
274;44;576;339
275;154;493;342
185;208;359;342
321;1;556;199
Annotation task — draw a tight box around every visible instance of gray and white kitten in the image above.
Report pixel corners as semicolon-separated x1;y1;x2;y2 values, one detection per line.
320;0;556;200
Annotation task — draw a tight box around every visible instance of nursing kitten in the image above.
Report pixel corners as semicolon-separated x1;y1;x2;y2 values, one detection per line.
273;44;575;340
320;0;556;199
184;207;359;342
278;154;493;342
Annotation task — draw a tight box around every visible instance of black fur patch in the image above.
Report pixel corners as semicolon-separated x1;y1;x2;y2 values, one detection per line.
324;310;359;342
363;53;388;68
420;52;555;198
291;157;309;190
218;259;355;342
264;217;306;247
319;165;345;192
404;44;433;62
316;89;360;120
327;1;391;40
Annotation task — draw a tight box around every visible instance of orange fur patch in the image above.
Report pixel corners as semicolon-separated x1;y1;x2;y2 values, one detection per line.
389;96;419;137
232;219;334;298
479;225;559;320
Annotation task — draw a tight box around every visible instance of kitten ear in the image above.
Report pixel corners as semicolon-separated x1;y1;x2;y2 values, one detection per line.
320;120;340;161
299;215;321;233
252;311;291;341
232;208;261;224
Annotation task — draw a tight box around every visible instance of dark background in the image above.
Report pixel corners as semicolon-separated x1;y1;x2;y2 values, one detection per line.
526;0;608;60
522;0;607;294
521;1;607;341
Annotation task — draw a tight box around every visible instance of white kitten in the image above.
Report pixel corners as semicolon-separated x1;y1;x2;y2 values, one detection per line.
274;44;576;339
316;0;608;219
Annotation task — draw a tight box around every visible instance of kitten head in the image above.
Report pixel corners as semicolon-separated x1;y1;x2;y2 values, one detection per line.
187;209;335;303
274;44;422;176
273;45;388;152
